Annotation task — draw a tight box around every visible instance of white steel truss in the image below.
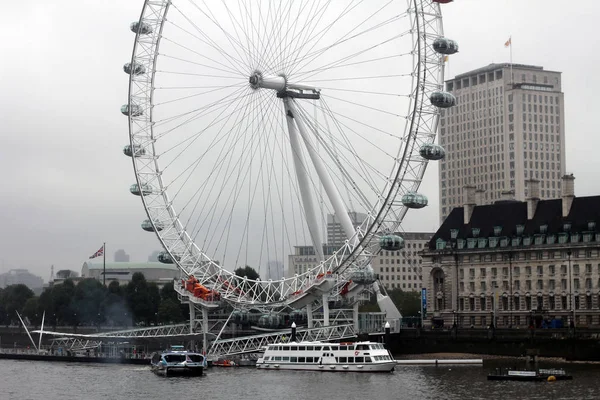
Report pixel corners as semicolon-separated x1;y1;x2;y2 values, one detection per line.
207;324;357;358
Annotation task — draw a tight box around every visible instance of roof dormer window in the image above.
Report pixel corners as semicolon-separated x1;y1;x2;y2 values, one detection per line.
588;221;596;231
540;224;548;234
472;228;480;238
450;229;459;240
516;225;524;236
494;226;502;236
563;222;571;232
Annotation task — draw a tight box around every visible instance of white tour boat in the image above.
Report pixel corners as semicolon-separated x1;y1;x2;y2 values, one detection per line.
150;345;205;376
256;340;396;372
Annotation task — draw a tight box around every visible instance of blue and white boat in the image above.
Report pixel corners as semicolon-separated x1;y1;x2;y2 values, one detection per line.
150;345;205;376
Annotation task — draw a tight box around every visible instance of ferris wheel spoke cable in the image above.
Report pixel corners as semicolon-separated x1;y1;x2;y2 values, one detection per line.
156;87;253;159
278;0;332;75
292;102;377;211
295;52;412;78
179;1;253;73
158;87;257;194
164;20;248;75
287;1;401;77
197;92;278;259
295;100;381;209
280;0;362;76
184;89;272;240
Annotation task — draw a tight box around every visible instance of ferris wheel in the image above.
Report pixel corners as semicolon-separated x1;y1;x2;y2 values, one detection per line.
123;0;456;309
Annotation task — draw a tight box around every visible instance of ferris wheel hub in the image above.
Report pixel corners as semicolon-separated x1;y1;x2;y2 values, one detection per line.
249;71;320;96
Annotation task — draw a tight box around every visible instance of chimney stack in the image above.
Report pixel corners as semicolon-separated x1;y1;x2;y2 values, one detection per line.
561;174;575;217
500;190;515;202
463;185;476;225
526;179;540;220
475;189;486;206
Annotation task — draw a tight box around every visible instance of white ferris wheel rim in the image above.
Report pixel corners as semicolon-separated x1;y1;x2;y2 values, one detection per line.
126;0;445;306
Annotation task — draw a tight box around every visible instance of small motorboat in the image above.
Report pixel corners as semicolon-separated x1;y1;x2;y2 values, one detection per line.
487;367;572;381
150;345;205;376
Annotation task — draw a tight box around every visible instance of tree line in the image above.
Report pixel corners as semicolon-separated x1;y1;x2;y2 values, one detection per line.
0;272;187;329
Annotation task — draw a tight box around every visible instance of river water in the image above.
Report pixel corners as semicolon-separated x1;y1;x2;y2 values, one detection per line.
2;359;600;400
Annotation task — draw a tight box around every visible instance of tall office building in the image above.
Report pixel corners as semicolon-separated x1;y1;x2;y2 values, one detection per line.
327;211;367;246
439;63;565;222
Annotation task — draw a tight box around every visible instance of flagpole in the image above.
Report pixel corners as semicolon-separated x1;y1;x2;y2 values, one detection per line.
103;242;106;286
509;35;513;86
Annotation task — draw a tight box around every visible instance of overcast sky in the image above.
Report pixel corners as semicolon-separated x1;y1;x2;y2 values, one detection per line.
1;0;598;281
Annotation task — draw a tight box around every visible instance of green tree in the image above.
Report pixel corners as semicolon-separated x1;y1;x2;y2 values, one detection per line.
157;298;185;324
388;289;420;316
234;266;260;281
74;279;107;326
102;281;130;327
22;297;41;326
1;284;35;322
126;272;159;325
159;281;189;323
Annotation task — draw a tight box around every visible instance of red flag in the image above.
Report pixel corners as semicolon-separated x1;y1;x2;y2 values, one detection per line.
89;245;104;259
504;37;512;48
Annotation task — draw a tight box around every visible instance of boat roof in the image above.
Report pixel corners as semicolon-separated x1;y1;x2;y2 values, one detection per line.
268;341;381;346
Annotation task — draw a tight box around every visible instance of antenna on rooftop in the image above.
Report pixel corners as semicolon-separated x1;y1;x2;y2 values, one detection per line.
50;265;54;282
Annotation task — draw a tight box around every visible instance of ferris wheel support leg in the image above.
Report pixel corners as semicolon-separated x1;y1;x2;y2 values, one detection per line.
201;308;209;355
283;98;324;261
189;303;196;349
288;100;358;247
322;294;330;327
353;302;360;332
307;304;314;329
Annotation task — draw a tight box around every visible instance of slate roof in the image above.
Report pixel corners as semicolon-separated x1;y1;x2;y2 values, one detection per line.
428;196;600;250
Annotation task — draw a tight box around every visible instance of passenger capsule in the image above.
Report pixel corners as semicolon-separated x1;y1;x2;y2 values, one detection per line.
121;104;143;117
141;219;164;232
430;91;456;108
419;143;446;160
433;38;459;55
402;192;428;209
351;267;376;285
129;183;153;196
432;0;454;3
123;144;146;157
123;62;146;75
130;21;153;35
157;251;178;264
379;235;405;251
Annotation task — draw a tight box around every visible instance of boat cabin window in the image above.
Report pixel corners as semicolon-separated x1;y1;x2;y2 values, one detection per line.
290;346;298;351
339;345;347;351
290;357;297;362
339;357;347;363
164;354;186;362
298;357;305;362
306;346;314;351
187;354;204;362
264;356;270;361
298;346;306;351
323;346;331;351
365;357;372;363
355;357;364;363
356;344;369;350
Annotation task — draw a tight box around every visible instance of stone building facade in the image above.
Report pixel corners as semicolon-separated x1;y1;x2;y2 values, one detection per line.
422;175;600;328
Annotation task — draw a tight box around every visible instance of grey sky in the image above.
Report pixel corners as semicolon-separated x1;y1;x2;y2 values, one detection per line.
1;0;598;280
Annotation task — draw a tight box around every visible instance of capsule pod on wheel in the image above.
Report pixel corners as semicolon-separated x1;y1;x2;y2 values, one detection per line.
430;92;456;108
419;143;446;160
379;235;405;251
433;38;459;55
401;192;428;209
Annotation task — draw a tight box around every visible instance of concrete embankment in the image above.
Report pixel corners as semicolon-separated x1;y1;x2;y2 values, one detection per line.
0;353;148;365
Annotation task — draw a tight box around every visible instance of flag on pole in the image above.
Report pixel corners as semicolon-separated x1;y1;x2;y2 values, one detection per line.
504;37;512;48
89;245;104;259
443;55;449;63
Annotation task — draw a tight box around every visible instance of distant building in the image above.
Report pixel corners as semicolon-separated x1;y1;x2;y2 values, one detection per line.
287;232;433;293
0;269;44;290
375;232;433;292
56;270;79;279
148;250;161;262
114;249;130;262
327;212;367;247
266;260;284;280
440;63;565;223
81;261;179;287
